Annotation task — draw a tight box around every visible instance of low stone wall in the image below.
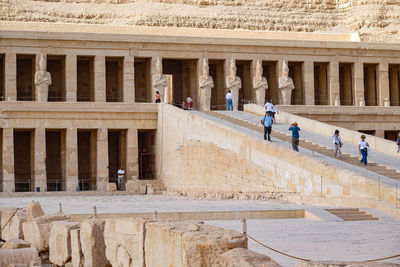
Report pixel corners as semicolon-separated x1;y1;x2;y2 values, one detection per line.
157;104;397;208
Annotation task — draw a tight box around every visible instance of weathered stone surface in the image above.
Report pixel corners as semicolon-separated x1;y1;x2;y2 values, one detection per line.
22;214;71;252
2;239;31;249
125;180;139;193
71;229;84;267
296;262;400;267
49;221;80;266
80;219;110;267
26;201;45;221
0;247;41;266
104;217;151;267
1;209;27;241
106;183;117;191
220;248;282;267
145;220;247;267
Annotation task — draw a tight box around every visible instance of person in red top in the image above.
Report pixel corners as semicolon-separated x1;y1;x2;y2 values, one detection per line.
155;91;161;103
186;97;194;110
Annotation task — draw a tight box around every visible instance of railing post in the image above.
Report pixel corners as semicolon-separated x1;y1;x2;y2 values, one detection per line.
241;219;247;235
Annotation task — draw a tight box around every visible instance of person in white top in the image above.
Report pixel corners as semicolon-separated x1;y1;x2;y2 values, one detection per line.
117;168;125;190
331;129;343;159
358;135;370;166
271;100;278;122
226;90;233;111
265;100;273;112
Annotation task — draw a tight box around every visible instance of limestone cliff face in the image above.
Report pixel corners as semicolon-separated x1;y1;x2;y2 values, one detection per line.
1;0;399;42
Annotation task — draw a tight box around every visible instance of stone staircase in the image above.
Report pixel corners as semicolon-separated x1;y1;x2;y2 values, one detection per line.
325;208;379;221
205;111;400;181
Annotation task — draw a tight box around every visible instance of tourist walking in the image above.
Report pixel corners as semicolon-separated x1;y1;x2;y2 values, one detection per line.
397;133;400;153
117;167;125;190
261;111;273;141
332;129;343;159
226;90;233;111
289;122;300;152
155;91;161;103
358;135;370;166
271;100;278;122
265;99;273;113
186;97;194;110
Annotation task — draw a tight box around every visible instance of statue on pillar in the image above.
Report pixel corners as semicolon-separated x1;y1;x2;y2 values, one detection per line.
359;96;365;107
152;57;168;103
34;54;51;102
253;60;268;105
199;59;214;111
278;60;295;105
226;59;241;110
334;95;340;106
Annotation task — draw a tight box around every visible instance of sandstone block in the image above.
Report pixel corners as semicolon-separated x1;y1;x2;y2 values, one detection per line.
80;219;110;267
125;180;139;193
1;209;27;241
296;262;400;267
71;229;84;267
26;201;45;221
220;248;282;267
22;214;71;252
145;220;247;267
0;247;41;266
2;239;31;249
104;217;151;267
49;221;80;266
106;183;117;191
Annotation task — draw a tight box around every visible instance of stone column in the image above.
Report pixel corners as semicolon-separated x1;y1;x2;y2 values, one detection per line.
329;61;340;106
126;128;138;180
65;128;78;191
96;128;108;191
2;128;14;192
66;54;77;102
94;55;106;102
353;62;364;106
5;53;17;101
123;56;135;103
303;61;314;105
378;62;389;106
375;130;385;139
34;128;47;192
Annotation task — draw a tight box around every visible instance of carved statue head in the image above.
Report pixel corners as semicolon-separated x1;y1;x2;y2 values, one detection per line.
39;54;46;71
156;57;162;75
256;60;263;78
202;58;209;76
229;59;237;76
282;60;289;77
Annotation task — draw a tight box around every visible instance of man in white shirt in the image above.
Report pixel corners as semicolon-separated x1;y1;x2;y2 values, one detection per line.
226;90;233;111
117;168;125;190
265;100;273;112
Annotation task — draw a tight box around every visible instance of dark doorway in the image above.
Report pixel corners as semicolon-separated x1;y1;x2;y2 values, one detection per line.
262;61;278;104
78;130;96;190
288;62;304;105
236;60;252;110
389;64;400;106
14;130;33;192
209;59;225;110
339;63;353;106
17;55;35;101
106;57;123;102
77;56;94;102
0;54;4;101
138;130;156;180
134;57;151;102
47;55;66;101
46;130;64;191
314;62;329;105
384;130;399;141
363;64;378;106
108;130;126;184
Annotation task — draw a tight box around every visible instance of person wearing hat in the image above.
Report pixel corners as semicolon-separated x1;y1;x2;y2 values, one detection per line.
332;129;343;159
358;135;370;166
288;122;300;152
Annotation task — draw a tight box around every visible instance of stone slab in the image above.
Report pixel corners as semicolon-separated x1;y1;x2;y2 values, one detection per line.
220;248;282;267
1;209;26;241
0;247;41;266
26;201;45;221
80;219;110;267
2;238;31;250
49;221;80;266
71;228;84;267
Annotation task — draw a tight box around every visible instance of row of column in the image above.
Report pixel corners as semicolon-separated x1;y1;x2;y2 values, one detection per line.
1;127;138;193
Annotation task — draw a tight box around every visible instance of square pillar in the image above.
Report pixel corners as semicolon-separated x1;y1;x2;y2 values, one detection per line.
96;128;108;191
123;56;135;102
303;61;314;105
5;53;17;101
353;62;364;106
2;128;14;192
94;55;106;102
329;61;340;106
66;128;78;191
126;128;138;180
378;62;389;106
34;128;47;192
66;54;77;102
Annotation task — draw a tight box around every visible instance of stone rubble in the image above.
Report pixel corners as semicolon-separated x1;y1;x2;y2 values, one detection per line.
49;221;80;266
1;209;27;241
2;238;31;250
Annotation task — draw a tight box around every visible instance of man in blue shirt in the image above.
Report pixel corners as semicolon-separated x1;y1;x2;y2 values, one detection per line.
288;122;300;152
261;111;273;141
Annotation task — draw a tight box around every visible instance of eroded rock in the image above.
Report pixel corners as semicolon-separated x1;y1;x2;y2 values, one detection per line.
221;248;282;267
49;221;80;266
2;238;31;250
0;247;41;266
80;219;110;267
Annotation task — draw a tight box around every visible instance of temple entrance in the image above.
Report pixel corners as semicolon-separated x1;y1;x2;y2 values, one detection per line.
385;130;399;141
389;64;400;106
106;57;123;102
236;60;252;110
47;55;66;102
288;62;304;105
138;130;156;180
17;54;35;101
364;64;378;106
77;56;94;102
209;59;225;110
314;62;329;105
339;63;353;106
163;59;197;107
78;130;96;190
108;130;126;184
0;54;4;101
46;130;65;191
14;130;33;192
135;57;152;102
262;61;278;104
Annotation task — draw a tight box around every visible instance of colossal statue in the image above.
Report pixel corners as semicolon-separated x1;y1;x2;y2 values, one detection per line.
278;60;295;105
34;54;52;102
199;58;214;111
226;59;241;110
253;60;268;105
152;57;168;103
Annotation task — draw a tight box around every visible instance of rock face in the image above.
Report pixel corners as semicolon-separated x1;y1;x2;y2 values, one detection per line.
1;209;27;241
49;221;80;266
145;220;247;267
71;228;84;267
2;238;31;249
80;219;110;267
220;248;282;267
0;247;41;266
26;201;45;221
